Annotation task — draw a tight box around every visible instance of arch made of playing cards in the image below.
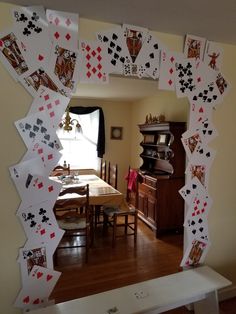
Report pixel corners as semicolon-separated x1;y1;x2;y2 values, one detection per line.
0;5;230;311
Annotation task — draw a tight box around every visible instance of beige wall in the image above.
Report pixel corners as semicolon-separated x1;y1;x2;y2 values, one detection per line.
0;2;236;314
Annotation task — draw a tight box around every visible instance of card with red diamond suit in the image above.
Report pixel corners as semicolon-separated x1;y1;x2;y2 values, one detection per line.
46;9;79;50
79;40;109;84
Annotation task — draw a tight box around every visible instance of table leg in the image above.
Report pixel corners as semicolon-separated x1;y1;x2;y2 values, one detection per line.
194;290;219;314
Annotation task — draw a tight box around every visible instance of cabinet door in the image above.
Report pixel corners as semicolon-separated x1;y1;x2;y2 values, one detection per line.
138;190;147;216
146;196;156;224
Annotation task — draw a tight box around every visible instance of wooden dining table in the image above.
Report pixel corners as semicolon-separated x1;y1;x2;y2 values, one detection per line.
51;174;129;211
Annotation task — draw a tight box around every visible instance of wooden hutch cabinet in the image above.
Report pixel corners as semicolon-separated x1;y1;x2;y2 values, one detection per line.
137;121;186;237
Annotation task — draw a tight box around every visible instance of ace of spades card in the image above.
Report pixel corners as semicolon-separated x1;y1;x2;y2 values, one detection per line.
12;6;52;68
135;33;164;79
175;57;198;98
15;110;62;151
96;26;130;75
21;141;62;176
14;265;61;311
180;239;210;267
79;40;109;84
17;244;53;286
19;66;68;97
49;43;80;93
159;49;183;91
46;9;79;50
184;34;206;60
0;29;30;81
17;199;58;243
28;86;70;129
184;211;209;242
122;24;148;64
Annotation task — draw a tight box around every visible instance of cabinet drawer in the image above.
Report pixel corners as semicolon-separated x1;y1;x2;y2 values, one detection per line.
139;183;156;198
145;175;157;188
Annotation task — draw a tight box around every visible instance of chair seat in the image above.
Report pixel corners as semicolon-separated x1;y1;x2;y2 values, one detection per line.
58;217;86;230
103;205;136;217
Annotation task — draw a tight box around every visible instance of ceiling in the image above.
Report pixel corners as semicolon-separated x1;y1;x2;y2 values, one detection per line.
3;0;236;100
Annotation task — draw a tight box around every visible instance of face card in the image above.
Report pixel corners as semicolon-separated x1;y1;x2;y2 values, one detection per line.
184;34;206;60
122;24;148;64
28;86;69;129
180;239;210;267
175;57;197;98
96;26;130;74
184;212;209;242
14;265;61;311
17;199;58;242
179;177;203;205
17;244;53;286
159;50;183;90
79;40;109;84
46;9;79;50
135;33;164;79
181;129;203;159
185;162;209;188
15;110;62;151
19;66;68;97
0;29;29;81
21;141;62;176
203;41;223;72
215;72;231;100
49;43;80;93
12;6;52;68
191;142;216;168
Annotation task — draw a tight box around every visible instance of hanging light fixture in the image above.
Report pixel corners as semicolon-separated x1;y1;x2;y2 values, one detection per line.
59;106;81;132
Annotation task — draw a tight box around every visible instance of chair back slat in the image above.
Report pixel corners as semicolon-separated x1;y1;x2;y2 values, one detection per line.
108;162;118;189
100;159;107;181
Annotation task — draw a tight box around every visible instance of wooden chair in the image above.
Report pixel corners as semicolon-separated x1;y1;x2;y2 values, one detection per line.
100;159;107;181
53;184;93;264
108;162;118;189
52;164;70;176
103;166;138;247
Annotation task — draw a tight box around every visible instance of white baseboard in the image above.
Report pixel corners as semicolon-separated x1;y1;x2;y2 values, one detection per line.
218;284;236;301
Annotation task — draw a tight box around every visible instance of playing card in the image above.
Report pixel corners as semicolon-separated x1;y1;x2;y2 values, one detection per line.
186;188;213;219
184;34;206;60
19;66;68;97
28;86;70;129
14;265;61;311
46;9;79;50
175;57;197;98
122;62;141;77
17;199;58;242
96;26;130;74
159;49;183;90
0;29;29;81
21;141;62;176
188;77;221;107
180;239;210;267
189;102;213;130
215;71;231;100
196;117;218;144
203;40;223;72
15;110;62;151
184;212;209;242
122;23;148;64
191;142;216;168
48;43;80;93
185;162;209;189
179;177;203;205
17;244;53;286
181;129;204;159
12;6;52;68
79;40;109;83
135;33;164;79
15;173;62;207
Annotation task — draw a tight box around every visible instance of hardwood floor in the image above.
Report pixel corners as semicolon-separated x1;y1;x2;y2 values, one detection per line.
51;219;236;313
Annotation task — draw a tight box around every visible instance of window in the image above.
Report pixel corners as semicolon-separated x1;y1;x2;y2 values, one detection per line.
57;110;100;171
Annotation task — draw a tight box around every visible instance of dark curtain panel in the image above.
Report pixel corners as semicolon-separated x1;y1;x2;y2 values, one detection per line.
69;106;105;158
